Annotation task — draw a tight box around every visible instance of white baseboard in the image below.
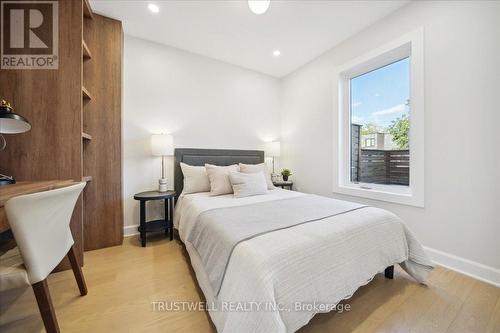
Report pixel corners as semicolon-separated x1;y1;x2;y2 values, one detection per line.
120;225;500;287
424;246;500;288
124;224;140;237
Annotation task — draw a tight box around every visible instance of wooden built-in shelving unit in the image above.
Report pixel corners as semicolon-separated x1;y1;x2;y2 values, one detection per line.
83;0;93;19
82;86;92;100
82;1;123;251
0;0;123;269
82;4;93;200
82;40;92;60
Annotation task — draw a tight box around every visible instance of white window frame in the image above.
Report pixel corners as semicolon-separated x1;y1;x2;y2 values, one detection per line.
333;28;424;207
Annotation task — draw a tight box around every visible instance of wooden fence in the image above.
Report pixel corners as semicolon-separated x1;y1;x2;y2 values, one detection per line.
356;149;409;185
351;124;361;182
351;124;409;185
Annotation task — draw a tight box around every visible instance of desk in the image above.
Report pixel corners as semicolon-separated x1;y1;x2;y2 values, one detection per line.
0;180;75;233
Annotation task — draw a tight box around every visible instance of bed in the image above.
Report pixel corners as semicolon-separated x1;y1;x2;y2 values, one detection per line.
173;148;433;333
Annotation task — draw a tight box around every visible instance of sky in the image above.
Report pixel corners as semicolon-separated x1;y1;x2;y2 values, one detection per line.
350;57;410;130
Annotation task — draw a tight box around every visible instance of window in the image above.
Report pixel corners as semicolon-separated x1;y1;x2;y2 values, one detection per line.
364;138;375;148
351;58;410;185
334;29;424;207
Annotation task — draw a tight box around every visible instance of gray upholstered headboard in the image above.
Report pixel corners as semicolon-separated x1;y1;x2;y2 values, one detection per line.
174;148;265;196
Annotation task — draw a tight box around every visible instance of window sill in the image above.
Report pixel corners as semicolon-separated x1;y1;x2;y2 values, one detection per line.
334;182;424;208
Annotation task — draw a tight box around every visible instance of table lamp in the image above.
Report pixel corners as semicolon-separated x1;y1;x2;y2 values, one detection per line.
151;134;173;192
0;99;31;186
265;141;280;178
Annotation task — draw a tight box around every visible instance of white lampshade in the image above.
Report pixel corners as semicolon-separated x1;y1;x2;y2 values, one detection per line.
151;134;173;156
265;141;280;157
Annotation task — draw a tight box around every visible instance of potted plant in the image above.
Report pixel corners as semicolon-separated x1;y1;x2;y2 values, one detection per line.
281;168;292;181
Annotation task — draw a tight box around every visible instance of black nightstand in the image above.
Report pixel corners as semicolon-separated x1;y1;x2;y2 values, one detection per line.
273;180;293;190
133;190;175;247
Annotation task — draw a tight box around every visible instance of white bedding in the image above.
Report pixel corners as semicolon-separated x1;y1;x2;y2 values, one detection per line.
175;189;433;333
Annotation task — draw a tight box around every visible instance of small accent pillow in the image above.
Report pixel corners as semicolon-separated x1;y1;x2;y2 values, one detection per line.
229;171;268;198
180;162;210;194
239;163;274;190
205;164;240;196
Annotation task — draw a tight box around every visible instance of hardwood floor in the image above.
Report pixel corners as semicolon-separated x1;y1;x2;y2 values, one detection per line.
1;236;498;333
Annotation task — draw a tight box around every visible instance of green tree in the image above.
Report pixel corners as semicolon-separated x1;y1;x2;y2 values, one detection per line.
387;114;410;149
361;123;379;135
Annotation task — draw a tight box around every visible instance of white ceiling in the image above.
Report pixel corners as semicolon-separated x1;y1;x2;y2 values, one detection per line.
90;0;408;78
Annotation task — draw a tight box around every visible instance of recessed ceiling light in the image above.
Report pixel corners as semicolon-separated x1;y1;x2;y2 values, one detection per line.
248;0;270;15
273;50;281;57
148;3;159;13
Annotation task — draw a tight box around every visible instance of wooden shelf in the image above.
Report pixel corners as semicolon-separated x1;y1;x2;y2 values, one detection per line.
82;40;92;60
82;132;92;140
83;0;93;19
82;86;92;100
82;176;93;182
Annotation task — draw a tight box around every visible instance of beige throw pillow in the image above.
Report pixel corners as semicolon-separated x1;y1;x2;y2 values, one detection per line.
239;163;275;190
229;172;268;198
205;164;240;196
180;163;211;194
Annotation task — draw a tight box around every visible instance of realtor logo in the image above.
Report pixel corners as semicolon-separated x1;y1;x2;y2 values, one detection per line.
1;1;58;69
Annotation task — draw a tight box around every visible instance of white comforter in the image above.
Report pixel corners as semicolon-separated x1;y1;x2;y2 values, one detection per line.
175;189;433;333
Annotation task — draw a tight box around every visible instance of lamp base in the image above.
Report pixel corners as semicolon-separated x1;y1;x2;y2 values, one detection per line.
0;174;15;187
158;178;168;192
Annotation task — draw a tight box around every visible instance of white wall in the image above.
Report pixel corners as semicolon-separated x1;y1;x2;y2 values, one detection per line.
123;36;281;229
281;1;500;283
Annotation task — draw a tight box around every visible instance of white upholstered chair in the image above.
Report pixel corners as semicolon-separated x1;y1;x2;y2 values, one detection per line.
0;182;87;333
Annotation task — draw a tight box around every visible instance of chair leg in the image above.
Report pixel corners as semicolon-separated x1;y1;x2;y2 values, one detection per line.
32;279;60;333
384;265;394;279
67;245;88;296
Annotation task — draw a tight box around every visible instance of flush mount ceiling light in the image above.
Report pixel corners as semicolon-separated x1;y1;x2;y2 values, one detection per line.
148;3;159;13
273;50;281;57
248;0;270;15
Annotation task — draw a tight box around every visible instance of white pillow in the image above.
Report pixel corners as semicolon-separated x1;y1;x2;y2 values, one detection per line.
229;172;268;198
180;162;210;194
239;163;274;190
205;164;240;196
